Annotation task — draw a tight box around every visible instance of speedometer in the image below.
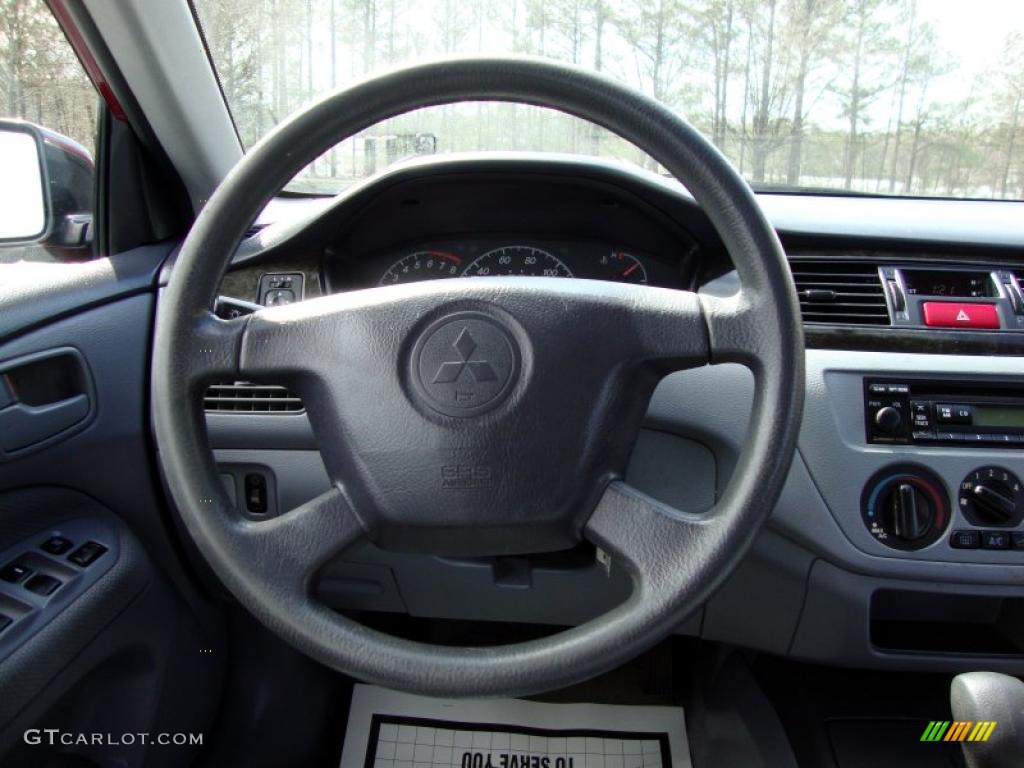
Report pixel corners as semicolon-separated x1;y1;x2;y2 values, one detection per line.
379;250;462;285
462;246;573;278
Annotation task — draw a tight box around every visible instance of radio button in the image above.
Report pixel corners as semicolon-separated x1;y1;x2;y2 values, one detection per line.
911;402;931;428
936;403;973;424
922;302;1000;329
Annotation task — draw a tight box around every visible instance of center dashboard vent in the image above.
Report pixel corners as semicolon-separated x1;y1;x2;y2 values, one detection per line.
204;382;303;413
789;259;891;326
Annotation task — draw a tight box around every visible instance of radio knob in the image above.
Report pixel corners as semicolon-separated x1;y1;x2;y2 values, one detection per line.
874;406;902;434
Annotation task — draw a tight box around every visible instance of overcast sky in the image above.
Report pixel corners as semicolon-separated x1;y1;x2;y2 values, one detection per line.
928;0;1023;95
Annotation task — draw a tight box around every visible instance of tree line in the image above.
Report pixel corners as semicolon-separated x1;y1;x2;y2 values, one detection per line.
0;0;96;152
2;0;1023;200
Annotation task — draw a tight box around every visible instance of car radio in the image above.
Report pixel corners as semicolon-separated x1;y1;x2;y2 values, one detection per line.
865;378;1024;447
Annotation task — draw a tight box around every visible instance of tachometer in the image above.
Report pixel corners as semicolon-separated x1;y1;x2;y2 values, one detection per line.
379;250;463;285
596;251;648;284
462;246;572;278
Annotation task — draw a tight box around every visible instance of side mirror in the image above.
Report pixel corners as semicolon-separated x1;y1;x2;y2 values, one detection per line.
0;119;94;252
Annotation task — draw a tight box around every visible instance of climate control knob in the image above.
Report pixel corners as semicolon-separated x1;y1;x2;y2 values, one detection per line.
886;482;933;540
959;466;1024;527
862;465;950;550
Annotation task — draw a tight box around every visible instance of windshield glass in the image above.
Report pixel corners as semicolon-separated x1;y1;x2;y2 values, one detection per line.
194;0;1024;200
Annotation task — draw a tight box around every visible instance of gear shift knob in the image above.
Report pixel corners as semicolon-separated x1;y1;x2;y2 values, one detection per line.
950;672;1024;767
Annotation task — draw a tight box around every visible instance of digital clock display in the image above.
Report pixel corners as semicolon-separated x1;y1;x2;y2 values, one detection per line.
902;270;993;298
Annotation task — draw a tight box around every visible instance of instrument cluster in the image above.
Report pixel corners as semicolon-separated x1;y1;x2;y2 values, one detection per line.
346;240;682;289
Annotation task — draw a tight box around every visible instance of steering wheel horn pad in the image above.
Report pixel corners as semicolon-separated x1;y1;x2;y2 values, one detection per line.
153;57;804;697
410;309;521;418
236;279;709;556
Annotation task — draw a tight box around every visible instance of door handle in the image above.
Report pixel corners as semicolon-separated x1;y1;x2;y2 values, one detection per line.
0;394;90;452
0;347;95;458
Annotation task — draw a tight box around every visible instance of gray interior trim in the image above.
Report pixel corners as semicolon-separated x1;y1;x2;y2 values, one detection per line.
758;194;1024;248
790;559;1024;674
0;244;169;346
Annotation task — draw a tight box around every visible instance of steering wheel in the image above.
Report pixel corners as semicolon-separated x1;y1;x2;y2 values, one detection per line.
153;57;804;697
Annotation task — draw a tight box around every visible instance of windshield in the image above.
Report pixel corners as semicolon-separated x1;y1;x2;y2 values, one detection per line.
194;0;1024;200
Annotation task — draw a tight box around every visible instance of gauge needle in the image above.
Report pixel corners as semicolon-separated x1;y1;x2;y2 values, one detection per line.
622;262;640;277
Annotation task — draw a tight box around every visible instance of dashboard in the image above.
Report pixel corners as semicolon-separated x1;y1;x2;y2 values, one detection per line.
203;154;1024;676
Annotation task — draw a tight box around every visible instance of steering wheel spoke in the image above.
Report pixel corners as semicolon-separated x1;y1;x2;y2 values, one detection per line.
236;301;345;385
621;287;710;372
584;481;718;597
701;289;777;367
233;485;365;590
177;311;248;386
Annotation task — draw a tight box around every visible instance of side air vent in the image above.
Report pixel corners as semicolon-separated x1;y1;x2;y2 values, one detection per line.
204;382;303;413
790;259;891;326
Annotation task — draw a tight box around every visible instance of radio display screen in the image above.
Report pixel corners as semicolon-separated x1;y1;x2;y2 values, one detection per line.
974;405;1024;429
903;270;993;297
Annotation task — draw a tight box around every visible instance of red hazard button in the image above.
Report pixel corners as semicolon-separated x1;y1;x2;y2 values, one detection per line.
921;302;1000;329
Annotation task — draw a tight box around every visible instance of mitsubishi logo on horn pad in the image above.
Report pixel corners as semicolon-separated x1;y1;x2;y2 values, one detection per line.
411;312;520;417
432;328;498;383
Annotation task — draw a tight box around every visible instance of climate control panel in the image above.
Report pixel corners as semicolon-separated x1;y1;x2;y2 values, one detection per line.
863;463;1024;553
